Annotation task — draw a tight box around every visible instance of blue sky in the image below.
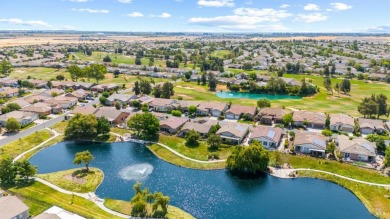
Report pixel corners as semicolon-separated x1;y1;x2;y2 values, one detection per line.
1;0;389;32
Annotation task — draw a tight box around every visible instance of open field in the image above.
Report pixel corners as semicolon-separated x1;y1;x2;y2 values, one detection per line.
7;181;122;218
74;52;167;67
11;67;70;81
158;134;233;161
37;168;104;193
104;198;195;219
299;171;390;219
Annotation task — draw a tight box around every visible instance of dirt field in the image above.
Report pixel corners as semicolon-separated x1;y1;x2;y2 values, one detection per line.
250;36;390;42
0;35;196;47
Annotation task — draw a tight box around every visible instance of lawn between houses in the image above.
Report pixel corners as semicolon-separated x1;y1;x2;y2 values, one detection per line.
104;199;195;219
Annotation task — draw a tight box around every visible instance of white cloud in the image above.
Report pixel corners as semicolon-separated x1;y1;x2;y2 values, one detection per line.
0;18;51;27
197;0;235;8
126;12;144;17
295;13;327;23
280;4;290;9
62;25;77;30
188;8;291;31
245;0;253;5
304;3;320;11
71;8;110;13
117;0;132;3
330;3;352;10
158;13;171;18
69;0;90;2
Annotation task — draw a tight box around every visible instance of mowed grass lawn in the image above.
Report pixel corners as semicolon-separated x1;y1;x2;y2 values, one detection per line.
174;74;390;117
37;168;104;193
157;134;234;161
8;181;122;218
104;199;195;219
10;67;70;81
0;130;53;160
74;52;167;67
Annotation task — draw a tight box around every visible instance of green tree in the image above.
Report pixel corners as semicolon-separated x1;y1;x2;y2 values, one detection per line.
6;118;21;132
127;113;160;140
0;157;17;184
103;55;112;62
153;84;162;98
47;81;53;89
384;146;390;167
99;96;107;105
114;69;120;77
162;82;174;99
133;81;141;95
208;124;221;135
135;57;142;65
273;150;282;167
66;65;83;82
185;130;200;146
97;117;111;135
208;72;217;91
89;64;106;84
201;73;207;85
376;138;387;154
340;79;351;94
139;79;152;95
358;97;378;118
331;63;336;75
257;98;271;108
323;77;333;95
73;150;94;172
171;110;182;117
115;101;121;110
376;94;388;118
0;59;14;76
152;192;170;215
326;142;336;154
226;141;270;176
6;103;21;111
65;114;98;138
324;66;330;77
282;113;293;127
56;74;65;81
16;160;37;180
188;105;197;116
207;134;221;150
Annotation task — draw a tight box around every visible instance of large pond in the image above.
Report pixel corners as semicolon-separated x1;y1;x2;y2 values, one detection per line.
216;91;302;100
30;141;374;219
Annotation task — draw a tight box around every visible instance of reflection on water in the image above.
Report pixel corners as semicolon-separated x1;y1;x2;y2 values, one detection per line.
29;141;375;219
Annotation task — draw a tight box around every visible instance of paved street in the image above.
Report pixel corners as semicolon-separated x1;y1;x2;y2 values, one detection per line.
0;113;67;147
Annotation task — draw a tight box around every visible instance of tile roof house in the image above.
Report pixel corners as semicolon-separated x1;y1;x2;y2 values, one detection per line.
358;118;385;135
66;106;99;120
44;96;78;110
150;98;176;112
0;111;38;127
20;102;52;116
106;94;137;106
160;117;188;134
258;108;290;124
294;131;328;157
28;79;47;88
178;121;215;138
0;196;29;219
216;123;249;145
91;83;119;92
25;94;52;104
293;111;326;129
249;125;283;149
336;135;376;162
0;87;19;98
65;89;92;101
330;114;355;133
35;206;85;219
94;108;130;126
197;102;229;117
10;98;30;108
225;105;257;120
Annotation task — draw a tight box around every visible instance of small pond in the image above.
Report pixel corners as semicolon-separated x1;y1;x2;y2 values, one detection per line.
30;141;374;219
216;91;302;100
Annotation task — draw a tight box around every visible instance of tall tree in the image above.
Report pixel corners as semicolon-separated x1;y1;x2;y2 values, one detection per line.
0;157;17;184
257;98;271;108
207;134;221;150
66;65;83;82
16;160;37;180
227;141;270;176
162;82;174;99
133;81;141;95
139;79;152;95
358;97;378;118
0;59;14;76
323;77;333;95
73;150;94;172
331;63;336;75
89;64;106;84
207;72;217;91
340;79;351;94
153;84;162;98
201;73;207;85
185;130;200;146
376;94;388;118
127;113;160;140
65;114;98;138
6;118;21;132
97;117;111;135
324;66;330;77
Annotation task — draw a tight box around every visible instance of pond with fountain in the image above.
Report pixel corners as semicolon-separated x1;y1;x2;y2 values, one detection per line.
29;141;375;219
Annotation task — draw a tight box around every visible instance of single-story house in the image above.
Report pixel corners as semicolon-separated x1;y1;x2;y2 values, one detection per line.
249;125;283;149
44;96;78;110
197;102;229;117
34;206;85;219
106;94;137;106
0;87;19;98
10;98;30;108
293;111;326;129
294;131;328;157
225;105;257;120
0;111;38;127
358;118;385;134
258;108;290;124
91;83;119;92
94;108;130;126
0;195;29;219
1;79;19;87
178;121;214;138
65;89;92;101
160;117;188;134
330;113;355;133
66;106;99;120
216;123;249;145
28;79;47;88
336;135;376;162
150;98;175;112
20;102;52;116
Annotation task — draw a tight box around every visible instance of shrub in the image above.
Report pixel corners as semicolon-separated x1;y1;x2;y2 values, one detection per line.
171;110;182;117
208;153;220;160
321;129;333;137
